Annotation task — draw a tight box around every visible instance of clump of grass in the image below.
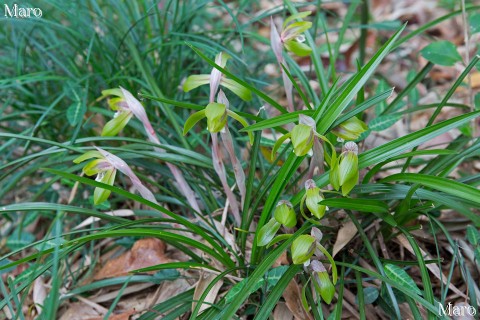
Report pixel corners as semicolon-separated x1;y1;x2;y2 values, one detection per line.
1;1;480;319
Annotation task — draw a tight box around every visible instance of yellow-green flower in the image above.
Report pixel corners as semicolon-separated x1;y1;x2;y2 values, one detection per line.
330;142;359;196
273;200;296;228
74;147;157;205
303;179;327;219
291;234;316;264
183;91;253;143
332;116;368;141
100;87;155;137
73;150;116;205
271;11;313;58
272;115;329;160
310;260;335;304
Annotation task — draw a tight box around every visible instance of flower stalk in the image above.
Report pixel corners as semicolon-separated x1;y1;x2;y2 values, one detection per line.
183;52;253;225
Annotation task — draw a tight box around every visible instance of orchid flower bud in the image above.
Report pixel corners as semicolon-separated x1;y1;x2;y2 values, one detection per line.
273;200;296;228
304;179;327;219
291;234;316;264
271;115;326;160
330;141;359;196
332;116;368;141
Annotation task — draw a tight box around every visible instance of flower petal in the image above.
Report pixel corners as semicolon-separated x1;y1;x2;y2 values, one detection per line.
120;87;155;136
93;169;116;205
205;102;227;133
284;40;312;57
291;234;316;264
270;17;283;63
101;110;133;136
73;151;103;164
183;74;211;92
283;11;312;29
274;200;296;228
83;159;112;176
282;21;312;42
220;78;252;101
183;110;206;135
210;52;228;102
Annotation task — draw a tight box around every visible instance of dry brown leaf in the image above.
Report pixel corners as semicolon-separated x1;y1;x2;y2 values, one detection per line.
273;302;294;320
33;276;48;316
91;283;155;303
332;220;358;258
86;309;136;320
192;272;224;314
94;238;170;280
283;280;313;320
59;302;102;320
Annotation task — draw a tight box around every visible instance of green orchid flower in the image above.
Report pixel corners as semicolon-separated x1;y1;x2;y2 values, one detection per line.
310;260;335;304
273;200;297;228
291;234;316;264
299;228;338;304
272;115;335;160
74;147;157;205
301;179;328;219
183;91;253;144
330;141;359;196
183;52;252;102
100;87;154;137
271;11;313;58
73;150;116;205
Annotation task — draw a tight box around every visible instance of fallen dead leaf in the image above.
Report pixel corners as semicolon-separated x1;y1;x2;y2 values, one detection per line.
332;219;358;258
452;302;476;320
59;302;102;320
33;276;48;316
86;309;136;320
273;302;294;320
283;280;313;320
192;272;224;314
94;238;170;280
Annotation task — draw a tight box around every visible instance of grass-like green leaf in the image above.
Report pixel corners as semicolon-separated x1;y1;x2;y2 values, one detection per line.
316;24;405;133
359;111;480;168
381;173;480;206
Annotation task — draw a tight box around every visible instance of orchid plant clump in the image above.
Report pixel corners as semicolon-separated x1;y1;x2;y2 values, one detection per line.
71;9;368;312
